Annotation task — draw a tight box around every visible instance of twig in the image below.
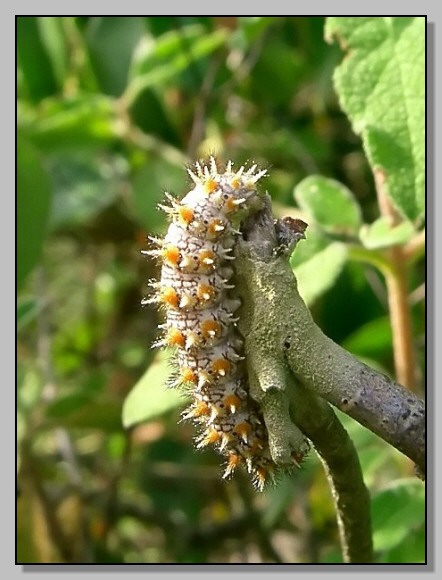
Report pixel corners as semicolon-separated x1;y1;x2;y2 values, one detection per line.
403;228;425;264
288;380;373;563
234;204;377;562
235;197;425;473
374;168;419;390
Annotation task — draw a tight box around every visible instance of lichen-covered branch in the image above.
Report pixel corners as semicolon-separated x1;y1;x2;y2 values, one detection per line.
235;197;425;474
288;380;373;563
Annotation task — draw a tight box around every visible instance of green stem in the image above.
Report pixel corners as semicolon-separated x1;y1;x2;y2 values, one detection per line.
347;244;394;277
288;380;373;563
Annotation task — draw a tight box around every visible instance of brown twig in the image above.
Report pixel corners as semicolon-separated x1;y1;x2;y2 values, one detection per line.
374;168;419;391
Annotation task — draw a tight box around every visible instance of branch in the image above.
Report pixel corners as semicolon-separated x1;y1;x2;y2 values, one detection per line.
235;197;425;475
287;380;373;563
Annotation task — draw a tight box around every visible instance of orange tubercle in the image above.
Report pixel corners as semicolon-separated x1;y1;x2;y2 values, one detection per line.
178;205;194;226
193;401;210;417
254;466;269;490
183;400;210;419
204;178;218;193
207;219;226;238
198;428;222;447
230;177;241;189
198;249;216;270
200;319;221;339
225;453;241;474
233;421;251;441
197;283;216;302
165;328;185;348
211;358;231;377
180;367;197;384
159;286;179;308
225;196;238;213
223;394;241;413
162;244;180;267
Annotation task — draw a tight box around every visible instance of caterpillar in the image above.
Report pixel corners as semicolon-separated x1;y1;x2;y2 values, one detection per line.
144;157;293;490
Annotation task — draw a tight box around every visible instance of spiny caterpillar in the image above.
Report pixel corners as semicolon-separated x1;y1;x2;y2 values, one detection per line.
144;157;292;490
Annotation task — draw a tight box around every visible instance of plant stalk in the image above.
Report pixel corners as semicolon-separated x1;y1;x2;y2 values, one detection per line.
374;168;420;391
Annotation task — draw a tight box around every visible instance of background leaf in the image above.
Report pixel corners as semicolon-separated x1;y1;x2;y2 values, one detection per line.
342;316;393;361
294;175;362;235
293;242;348;305
359;216;415;249
21;95;119;152
325;17;425;221
17;17;59;101
126;24;227;102
17;136;52;288
371;479;425;555
47;151;126;229
122;351;186;428
131;157;185;231
84;16;146;96
17;297;39;332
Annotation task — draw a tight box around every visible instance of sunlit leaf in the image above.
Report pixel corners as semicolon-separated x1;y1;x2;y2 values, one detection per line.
126;25;227;102
122;351;187;428
294;175;362;235
294;242;348;305
359;216;416;249
20;95;119;152
326;17;425;221
371;478;425;553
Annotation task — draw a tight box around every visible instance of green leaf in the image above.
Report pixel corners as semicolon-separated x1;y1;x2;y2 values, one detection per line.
289;225;329;268
381;522;425;563
17;297;39;332
125;25;227;103
342;316;392;359
359;216;415;249
128;88;180;146
371;479;425;554
122;351;187;428
293;242;348;305
237;17;279;44
17;136;52;289
326;17;425;221
131;157;185;232
20;95;119;152
45;393;94;418
261;477;298;530
17;17;59;101
46;400;123;432
248;37;305;107
37;17;69;85
48;152;126;229
85;16;146;96
294;176;362;235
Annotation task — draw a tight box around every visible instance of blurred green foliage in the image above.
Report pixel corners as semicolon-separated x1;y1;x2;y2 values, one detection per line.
17;16;425;564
